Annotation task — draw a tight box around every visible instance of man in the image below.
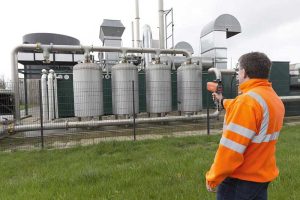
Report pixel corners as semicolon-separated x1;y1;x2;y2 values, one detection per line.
205;52;285;200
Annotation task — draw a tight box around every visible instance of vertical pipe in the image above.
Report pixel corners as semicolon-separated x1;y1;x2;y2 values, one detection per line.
143;25;153;68
131;21;135;48
48;70;54;120
41;69;48;122
39;80;44;149
135;0;140;48
24;65;28;115
132;80;136;141
158;0;165;49
53;72;58;118
11;49;21;122
171;9;174;48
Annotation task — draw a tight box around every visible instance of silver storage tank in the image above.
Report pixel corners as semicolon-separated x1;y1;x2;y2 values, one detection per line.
146;63;172;113
112;62;139;115
177;63;202;113
73;63;103;117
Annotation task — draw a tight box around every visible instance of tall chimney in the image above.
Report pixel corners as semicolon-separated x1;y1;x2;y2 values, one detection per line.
135;0;141;47
131;21;135;47
158;0;165;49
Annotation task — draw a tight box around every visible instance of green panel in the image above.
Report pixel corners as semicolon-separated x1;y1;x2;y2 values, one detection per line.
171;71;177;111
202;72;215;108
284;101;300;116
285;90;300;116
269;61;290;96
57;74;74;118
138;72;146;112
103;74;113;115
222;73;238;99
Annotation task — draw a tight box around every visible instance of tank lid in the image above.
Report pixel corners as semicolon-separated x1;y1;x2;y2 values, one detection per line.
146;63;170;70
112;63;137;70
73;63;101;70
23;33;80;45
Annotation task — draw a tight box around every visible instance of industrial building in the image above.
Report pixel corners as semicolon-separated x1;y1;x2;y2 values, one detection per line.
0;0;299;145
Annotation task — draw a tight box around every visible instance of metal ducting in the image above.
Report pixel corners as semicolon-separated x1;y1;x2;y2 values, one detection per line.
174;41;194;54
99;19;125;41
99;19;125;65
200;14;241;69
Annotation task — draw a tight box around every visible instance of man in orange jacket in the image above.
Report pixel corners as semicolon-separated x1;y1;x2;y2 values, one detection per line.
205;52;285;200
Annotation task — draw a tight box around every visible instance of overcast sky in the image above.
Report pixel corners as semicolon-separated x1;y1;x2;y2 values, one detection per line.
1;0;300;80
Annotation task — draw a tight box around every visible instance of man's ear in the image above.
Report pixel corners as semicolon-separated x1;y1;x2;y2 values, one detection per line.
243;69;247;79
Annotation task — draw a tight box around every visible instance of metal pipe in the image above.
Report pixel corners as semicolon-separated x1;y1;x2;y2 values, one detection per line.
158;0;165;49
208;68;236;81
5;95;299;134
3;110;220;134
208;67;222;80
280;96;300;102
48;70;55;120
135;0;141;48
38;80;44;148
131;21;135;48
24;65;28;115
30;44;192;57
53;72;59;118
142;25;153;68
11;47;22;123
41;69;48;122
219;69;236;75
12;44;192;122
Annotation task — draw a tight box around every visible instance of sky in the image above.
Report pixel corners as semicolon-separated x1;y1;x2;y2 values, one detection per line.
0;0;300;81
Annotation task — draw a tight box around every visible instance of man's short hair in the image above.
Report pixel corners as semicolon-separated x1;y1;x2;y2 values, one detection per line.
238;52;271;79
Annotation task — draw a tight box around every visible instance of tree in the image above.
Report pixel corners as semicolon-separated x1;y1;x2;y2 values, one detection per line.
0;74;6;89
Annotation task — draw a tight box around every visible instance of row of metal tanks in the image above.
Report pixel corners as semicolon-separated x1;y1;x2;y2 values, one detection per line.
55;62;237;118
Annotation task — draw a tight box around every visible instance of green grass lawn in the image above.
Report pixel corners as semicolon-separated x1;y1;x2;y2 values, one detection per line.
0;125;299;200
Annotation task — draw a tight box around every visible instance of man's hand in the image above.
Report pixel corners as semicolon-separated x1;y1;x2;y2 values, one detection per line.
206;182;217;193
212;92;223;102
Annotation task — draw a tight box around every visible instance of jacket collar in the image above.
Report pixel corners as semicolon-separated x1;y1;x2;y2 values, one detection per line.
239;79;271;93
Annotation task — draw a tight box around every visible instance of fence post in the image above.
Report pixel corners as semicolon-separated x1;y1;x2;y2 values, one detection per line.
132;80;136;141
38;80;44;148
207;84;210;135
24;66;29;116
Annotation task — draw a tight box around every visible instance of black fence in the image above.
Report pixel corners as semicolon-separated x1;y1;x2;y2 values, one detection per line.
1;73;298;151
0;79;225;151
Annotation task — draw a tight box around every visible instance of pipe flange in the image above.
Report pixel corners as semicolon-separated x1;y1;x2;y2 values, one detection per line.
8;122;14;135
65;120;69;130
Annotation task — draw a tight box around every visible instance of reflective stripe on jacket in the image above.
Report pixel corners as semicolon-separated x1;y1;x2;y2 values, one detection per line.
206;79;285;188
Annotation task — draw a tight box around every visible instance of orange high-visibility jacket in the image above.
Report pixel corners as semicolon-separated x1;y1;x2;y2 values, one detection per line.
206;79;285;188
